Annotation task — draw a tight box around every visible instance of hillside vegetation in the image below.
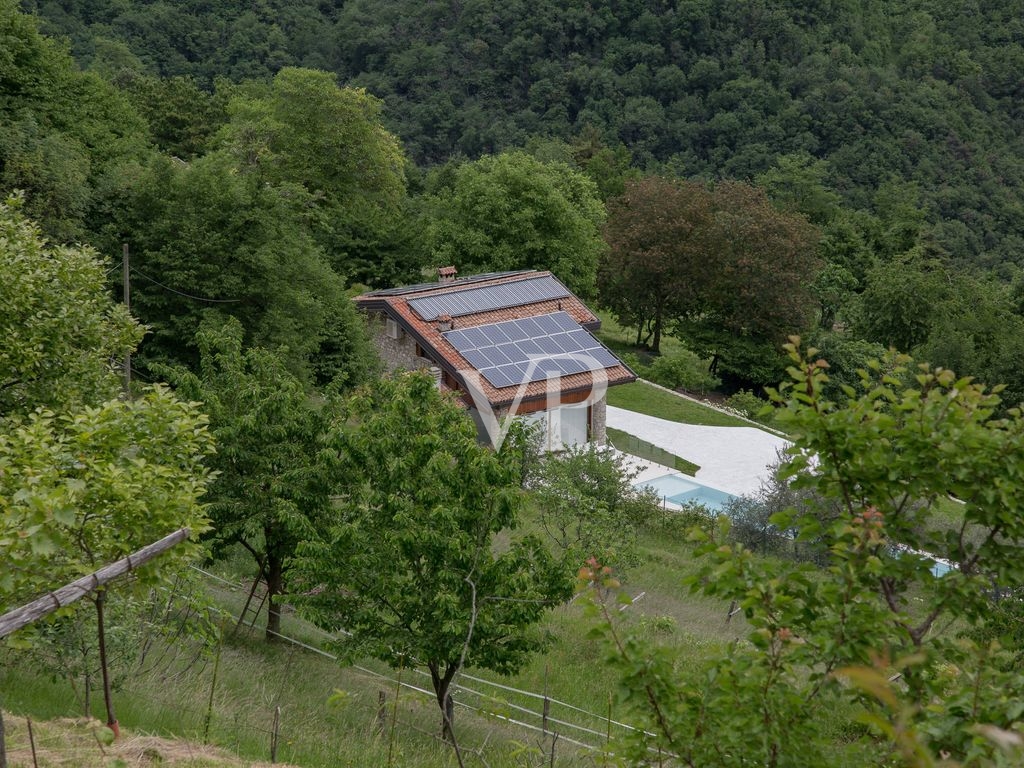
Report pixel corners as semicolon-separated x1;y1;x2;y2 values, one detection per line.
25;0;1024;270
8;1;1024;766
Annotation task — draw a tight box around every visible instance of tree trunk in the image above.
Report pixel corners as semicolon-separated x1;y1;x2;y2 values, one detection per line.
428;662;459;744
651;312;663;356
95;592;119;739
265;551;284;642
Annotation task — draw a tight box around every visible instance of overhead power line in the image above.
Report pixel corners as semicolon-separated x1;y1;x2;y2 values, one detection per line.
130;266;243;304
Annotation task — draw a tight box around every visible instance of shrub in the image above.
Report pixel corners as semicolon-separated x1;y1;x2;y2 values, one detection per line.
723;389;773;425
644;350;720;393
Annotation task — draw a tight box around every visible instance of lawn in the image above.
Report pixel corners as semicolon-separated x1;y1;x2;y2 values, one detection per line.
608;380;756;428
592;310;689;364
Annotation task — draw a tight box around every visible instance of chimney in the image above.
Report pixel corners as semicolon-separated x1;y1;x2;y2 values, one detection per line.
429;366;443;390
438;265;458;284
437;313;454;332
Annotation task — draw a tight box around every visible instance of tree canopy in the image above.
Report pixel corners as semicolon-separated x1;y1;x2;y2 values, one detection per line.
426;150;606;297
601;177;820;380
30;0;1024;272
292;372;571;741
161;318;333;641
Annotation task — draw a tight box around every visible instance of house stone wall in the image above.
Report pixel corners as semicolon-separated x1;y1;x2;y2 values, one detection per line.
590;396;607;444
368;313;432;373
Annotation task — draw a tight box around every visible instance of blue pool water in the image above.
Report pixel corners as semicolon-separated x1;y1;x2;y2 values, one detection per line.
638;473;737;512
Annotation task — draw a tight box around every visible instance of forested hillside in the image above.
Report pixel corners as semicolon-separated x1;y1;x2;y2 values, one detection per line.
12;3;1024;765
24;0;1024;270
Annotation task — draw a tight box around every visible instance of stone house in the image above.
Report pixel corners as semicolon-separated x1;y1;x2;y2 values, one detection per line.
354;268;636;450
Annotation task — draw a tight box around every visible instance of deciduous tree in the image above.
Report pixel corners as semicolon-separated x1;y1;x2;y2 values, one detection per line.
599;176;712;354
674;181;820;384
0;194;140;414
112;152;378;388
292;372;571;744
427;151;606;297
161;318;332;641
218;67;415;286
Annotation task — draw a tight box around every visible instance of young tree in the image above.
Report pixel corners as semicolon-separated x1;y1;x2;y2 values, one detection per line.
0;197;213;737
160;318;333;641
427;150;606;297
589;341;1024;766
292;372;571;744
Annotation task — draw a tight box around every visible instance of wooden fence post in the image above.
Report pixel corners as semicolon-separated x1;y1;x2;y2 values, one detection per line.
376;691;388;735
27;717;37;768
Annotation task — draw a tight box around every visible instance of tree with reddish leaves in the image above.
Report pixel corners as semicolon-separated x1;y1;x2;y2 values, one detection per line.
682;181;821;383
599;176;713;355
600;177;820;384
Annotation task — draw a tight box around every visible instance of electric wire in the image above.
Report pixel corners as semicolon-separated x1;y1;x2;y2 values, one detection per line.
130;266;243;303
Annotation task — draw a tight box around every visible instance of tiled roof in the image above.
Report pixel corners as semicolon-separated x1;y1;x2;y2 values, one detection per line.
355;271;636;408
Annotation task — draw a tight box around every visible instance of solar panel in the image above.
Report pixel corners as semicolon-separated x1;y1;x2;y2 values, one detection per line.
407;275;571;320
442;311;624;389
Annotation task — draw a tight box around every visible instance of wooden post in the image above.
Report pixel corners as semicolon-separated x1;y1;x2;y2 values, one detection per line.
203;636;223;743
541;664;549;734
0;528;191;639
376;691;387;735
95;591;119;739
27;717;37;768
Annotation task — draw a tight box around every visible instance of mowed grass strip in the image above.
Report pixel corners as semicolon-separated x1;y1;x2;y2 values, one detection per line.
608;380;754;428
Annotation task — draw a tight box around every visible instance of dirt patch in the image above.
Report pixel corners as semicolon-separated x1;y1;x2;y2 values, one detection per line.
2;713;297;767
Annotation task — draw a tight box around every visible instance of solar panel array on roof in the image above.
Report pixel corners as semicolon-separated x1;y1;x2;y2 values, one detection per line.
407;275;571;320
443;311;621;389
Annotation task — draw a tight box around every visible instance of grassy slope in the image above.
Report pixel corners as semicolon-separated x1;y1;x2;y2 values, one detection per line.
0;521;744;768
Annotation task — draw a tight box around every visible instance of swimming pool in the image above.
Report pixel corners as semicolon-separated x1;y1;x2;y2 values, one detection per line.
638;473;737;512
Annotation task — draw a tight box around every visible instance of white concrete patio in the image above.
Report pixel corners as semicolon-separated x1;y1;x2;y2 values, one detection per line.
607;405;790;497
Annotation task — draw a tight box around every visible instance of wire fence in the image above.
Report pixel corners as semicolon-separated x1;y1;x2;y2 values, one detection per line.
1;564;662;766
191;566;653;753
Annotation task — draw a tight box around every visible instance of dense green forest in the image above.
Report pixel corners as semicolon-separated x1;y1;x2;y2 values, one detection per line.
22;0;1024;270
6;0;1024;399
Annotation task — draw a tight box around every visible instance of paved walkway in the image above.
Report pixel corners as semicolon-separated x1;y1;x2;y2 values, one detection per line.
607;405;790;497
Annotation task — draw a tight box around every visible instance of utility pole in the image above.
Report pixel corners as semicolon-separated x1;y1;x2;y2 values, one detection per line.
122;243;131;395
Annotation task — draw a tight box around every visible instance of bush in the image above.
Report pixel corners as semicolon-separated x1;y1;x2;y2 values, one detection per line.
643;350;720;393
531;444;660;571
723;389;773;425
